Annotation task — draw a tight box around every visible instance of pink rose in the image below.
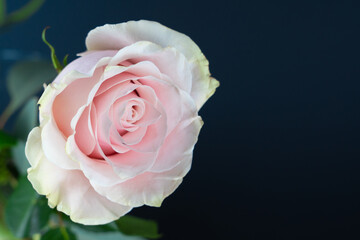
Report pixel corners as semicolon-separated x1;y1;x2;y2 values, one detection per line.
25;20;219;225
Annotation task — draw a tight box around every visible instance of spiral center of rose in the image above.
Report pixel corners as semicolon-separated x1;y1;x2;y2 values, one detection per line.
112;96;145;136
68;77;166;161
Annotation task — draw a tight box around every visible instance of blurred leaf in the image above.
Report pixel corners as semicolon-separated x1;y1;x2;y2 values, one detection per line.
116;215;161;239
71;222;117;233
5;175;38;238
4;60;56;124
0;224;17;240
0;130;17;149
13;97;38;140
42;27;63;73
0;0;6;26
0;148;11;185
26;196;53;236
71;225;146;240
1;0;45;28
11;141;30;175
42;228;77;240
11;97;38;174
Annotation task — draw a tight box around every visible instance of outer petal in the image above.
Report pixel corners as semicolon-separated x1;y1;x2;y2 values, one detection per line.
39;50;117;119
85;20;219;109
41;117;80;170
86;20;202;61
54;50;118;84
26;127;131;225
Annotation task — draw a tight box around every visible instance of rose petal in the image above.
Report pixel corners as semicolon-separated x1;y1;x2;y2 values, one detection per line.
108;41;192;93
52;67;104;137
39;51;117;120
74;106;96;155
41;117;79;170
55;50;117;84
85;20;219;109
91;147;193;207
26;127;132;225
150;117;203;173
86;20;203;63
105;146;158;180
66;134;126;186
139;77;183;134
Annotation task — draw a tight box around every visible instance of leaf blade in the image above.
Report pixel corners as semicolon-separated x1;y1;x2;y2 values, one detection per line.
13;97;38;141
116;215;162;239
4;175;38;238
0;130;17;149
2;0;45;27
42;228;77;240
5;60;56;121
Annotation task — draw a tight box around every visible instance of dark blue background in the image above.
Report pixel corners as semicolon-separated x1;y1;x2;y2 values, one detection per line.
1;1;360;239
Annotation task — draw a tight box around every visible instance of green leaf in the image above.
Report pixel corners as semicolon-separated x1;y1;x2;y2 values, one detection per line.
5;60;56;124
0;224;17;240
116;215;161;239
1;0;45;28
13;97;38;141
71;225;146;240
11;97;38;174
11;141;30;175
4;175;38;238
42;228;77;240
71;222;117;233
0;130;17;149
63;54;69;67
0;150;11;185
26;196;53;236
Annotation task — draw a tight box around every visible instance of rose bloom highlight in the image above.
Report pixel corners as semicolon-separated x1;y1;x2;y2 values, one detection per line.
25;20;219;225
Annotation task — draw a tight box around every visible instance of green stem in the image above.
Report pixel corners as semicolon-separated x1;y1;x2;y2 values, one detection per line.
2;0;45;28
57;212;70;240
60;227;70;240
0;103;12;130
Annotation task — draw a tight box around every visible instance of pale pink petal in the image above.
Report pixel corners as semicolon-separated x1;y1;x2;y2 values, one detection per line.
74;106;96;155
108;41;192;92
139;77;183;134
26;127;131;225
86;20;203;63
39;51;116;122
125;115;167;153
66;134;126;186
117;127;147;145
54;50;117;84
85;20;219;109
128;98;161;127
97;62;162;97
105;147;157;180
86;102;157;180
91;149;193;207
150;117;203;172
52;67;104;137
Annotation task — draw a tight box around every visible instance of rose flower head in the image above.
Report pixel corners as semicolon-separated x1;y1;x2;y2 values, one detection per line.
25;20;219;225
